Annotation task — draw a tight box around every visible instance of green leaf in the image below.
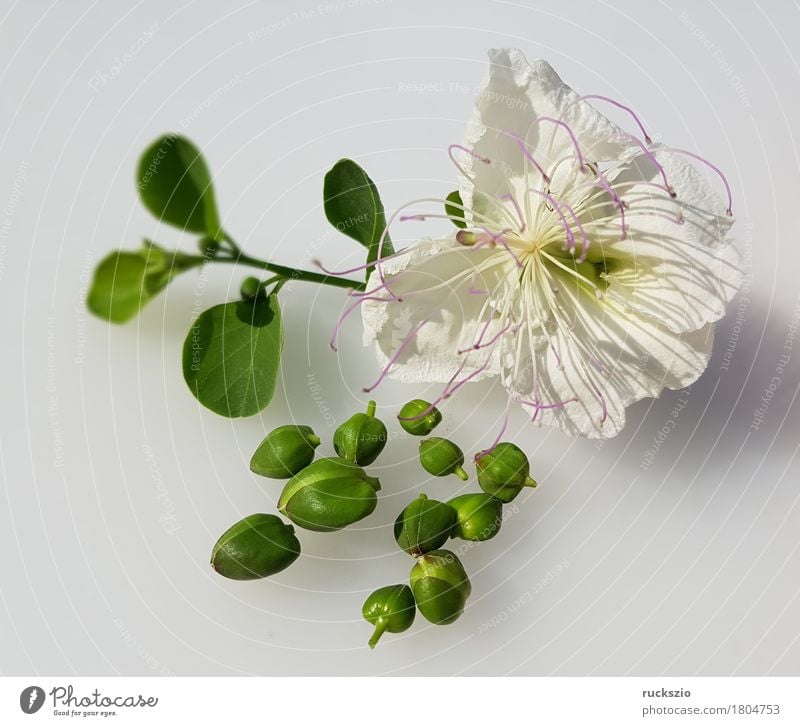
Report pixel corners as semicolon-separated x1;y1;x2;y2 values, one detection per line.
182;295;283;418
323;159;394;280
137;134;221;238
445;190;467;229
87;244;197;324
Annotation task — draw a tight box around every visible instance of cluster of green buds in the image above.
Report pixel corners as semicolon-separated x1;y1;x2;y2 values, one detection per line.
209;396;538;650
362;399;537;648
211;402;388;580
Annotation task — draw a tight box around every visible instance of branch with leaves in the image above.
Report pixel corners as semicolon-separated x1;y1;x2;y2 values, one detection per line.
88;134;392;417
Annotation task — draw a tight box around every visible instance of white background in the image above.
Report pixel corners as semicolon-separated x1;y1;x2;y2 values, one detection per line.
0;677;797;725
1;0;799;676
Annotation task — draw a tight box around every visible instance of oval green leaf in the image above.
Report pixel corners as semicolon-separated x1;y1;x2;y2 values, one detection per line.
137;134;221;238
445;190;467;228
87;244;197;324
182;295;283;418
323;159;394;280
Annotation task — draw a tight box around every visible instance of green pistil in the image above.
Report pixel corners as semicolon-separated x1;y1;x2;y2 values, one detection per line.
544;250;611;295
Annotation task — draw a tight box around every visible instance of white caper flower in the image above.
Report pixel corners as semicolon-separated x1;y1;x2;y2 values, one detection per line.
356;49;741;438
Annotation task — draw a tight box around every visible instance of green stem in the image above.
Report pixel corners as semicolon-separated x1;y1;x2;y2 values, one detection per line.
366;400;377;417
256;274;283;293
454;466;469;481
218;253;364;291
271;277;289;296
368;619;389;649
221;230;365;291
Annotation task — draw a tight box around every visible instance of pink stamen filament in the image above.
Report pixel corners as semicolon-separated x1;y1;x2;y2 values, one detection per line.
580;95;652;144
329;294;395;351
474;401;512;460
529;189;575;253
556;197;590;262
479;227;523;267
475;307;496;344
406;357;470;420
536;116;587;171
397;315;508;420
522;396;578;423
347;270;412;298
362;318;430;393
611;179;685;225
629;138;675;197
469;271;489;296
373;196;497;299
401;212;474;226
498;193;526;233
372;197;453;298
590;356;607;373
458;317;515;354
358;253;505;306
421;326;505;416
375;222;394;297
499;128;551;183
588;378;609;424
313;244;416;277
398;402;440;422
587;167;627;242
448;144;491;183
443;353;494;399
667;147;733;216
620;195;686;225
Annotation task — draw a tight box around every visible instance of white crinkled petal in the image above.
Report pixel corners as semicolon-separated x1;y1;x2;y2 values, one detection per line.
599;145;741;333
504;278;714;438
459;48;631;225
360;237;512;384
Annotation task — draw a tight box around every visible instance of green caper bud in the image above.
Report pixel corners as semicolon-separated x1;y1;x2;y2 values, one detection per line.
362;584;416;649
475;442;536;503
211;513;300;580
419;437;469;480
409;549;471;625
333;400;387;466
394;494;457;556
250;425;321;479
240;276;264;300
277;457;381;532
398;399;442;436
447;493;503;542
